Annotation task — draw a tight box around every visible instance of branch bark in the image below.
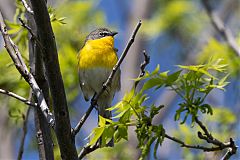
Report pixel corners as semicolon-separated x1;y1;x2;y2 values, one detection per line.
26;7;54;159
0;88;36;107
29;0;78;159
134;50;150;88
21;0;34;15
195;117;237;159
165;133;225;152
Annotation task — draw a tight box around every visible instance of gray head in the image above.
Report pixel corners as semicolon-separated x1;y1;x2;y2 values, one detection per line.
86;28;118;41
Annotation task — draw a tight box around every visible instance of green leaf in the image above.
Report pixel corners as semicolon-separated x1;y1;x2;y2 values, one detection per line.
107;101;123;111
123;88;135;102
180;112;189;124
119;109;131;123
218;74;230;86
152;125;165;159
5;20;22;34
200;104;213;115
98;116;106;127
159;71;169;78
101;125;115;146
89;127;104;146
152;64;160;75
175;105;187;121
178;65;216;79
112;108;129;119
142;78;162;91
166;70;182;85
118;125;128;140
154;137;160;159
138;94;148;106
150;105;164;118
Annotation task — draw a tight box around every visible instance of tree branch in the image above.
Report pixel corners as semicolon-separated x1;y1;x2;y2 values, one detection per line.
134;50;150;88
76;20;142;159
201;0;240;56
78;143;99;160
222;138;238;160
21;0;34;15
0;88;36;107
0;11;55;127
101;20;142;91
18;17;43;50
195;117;237;159
195;117;224;146
72;97;96;136
165;133;225;152
26;8;54;159
29;0;78;159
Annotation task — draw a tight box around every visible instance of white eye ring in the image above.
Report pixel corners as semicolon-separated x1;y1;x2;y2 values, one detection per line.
99;32;108;37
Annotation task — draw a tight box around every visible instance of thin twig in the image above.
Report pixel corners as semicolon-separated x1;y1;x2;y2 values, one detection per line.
222;138;238;160
19;18;35;37
76;20;142;159
0;11;55;127
195;117;213;139
17;90;32;160
0;88;37;107
21;0;34;15
201;0;240;56
102;20;142;90
134;50;150;88
165;133;225;152
195;117;223;146
72;102;95;136
78;143;99;160
18;18;44;50
195;117;238;159
73;20;142;136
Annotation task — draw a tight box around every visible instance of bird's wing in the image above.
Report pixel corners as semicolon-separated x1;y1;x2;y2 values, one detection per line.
78;70;90;101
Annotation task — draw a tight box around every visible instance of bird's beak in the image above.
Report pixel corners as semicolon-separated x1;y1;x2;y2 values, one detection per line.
111;31;118;37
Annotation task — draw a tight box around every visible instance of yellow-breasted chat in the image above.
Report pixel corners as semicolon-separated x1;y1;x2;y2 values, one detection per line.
78;28;121;146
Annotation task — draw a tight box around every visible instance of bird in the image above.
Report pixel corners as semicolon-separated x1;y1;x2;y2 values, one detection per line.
78;28;121;146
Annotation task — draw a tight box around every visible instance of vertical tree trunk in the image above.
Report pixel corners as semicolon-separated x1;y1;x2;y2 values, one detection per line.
29;0;78;159
26;7;54;159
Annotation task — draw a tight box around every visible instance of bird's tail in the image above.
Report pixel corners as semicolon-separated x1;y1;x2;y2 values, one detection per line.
98;95;114;147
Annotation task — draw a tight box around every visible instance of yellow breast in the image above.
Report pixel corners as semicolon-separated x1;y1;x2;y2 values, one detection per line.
78;36;118;69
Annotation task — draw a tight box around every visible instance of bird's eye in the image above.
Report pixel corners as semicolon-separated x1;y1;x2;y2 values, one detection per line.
99;32;108;37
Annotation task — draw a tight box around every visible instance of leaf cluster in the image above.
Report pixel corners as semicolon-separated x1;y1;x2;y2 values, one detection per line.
88;59;229;159
198;38;240;76
89;87;165;159
138;60;229;125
